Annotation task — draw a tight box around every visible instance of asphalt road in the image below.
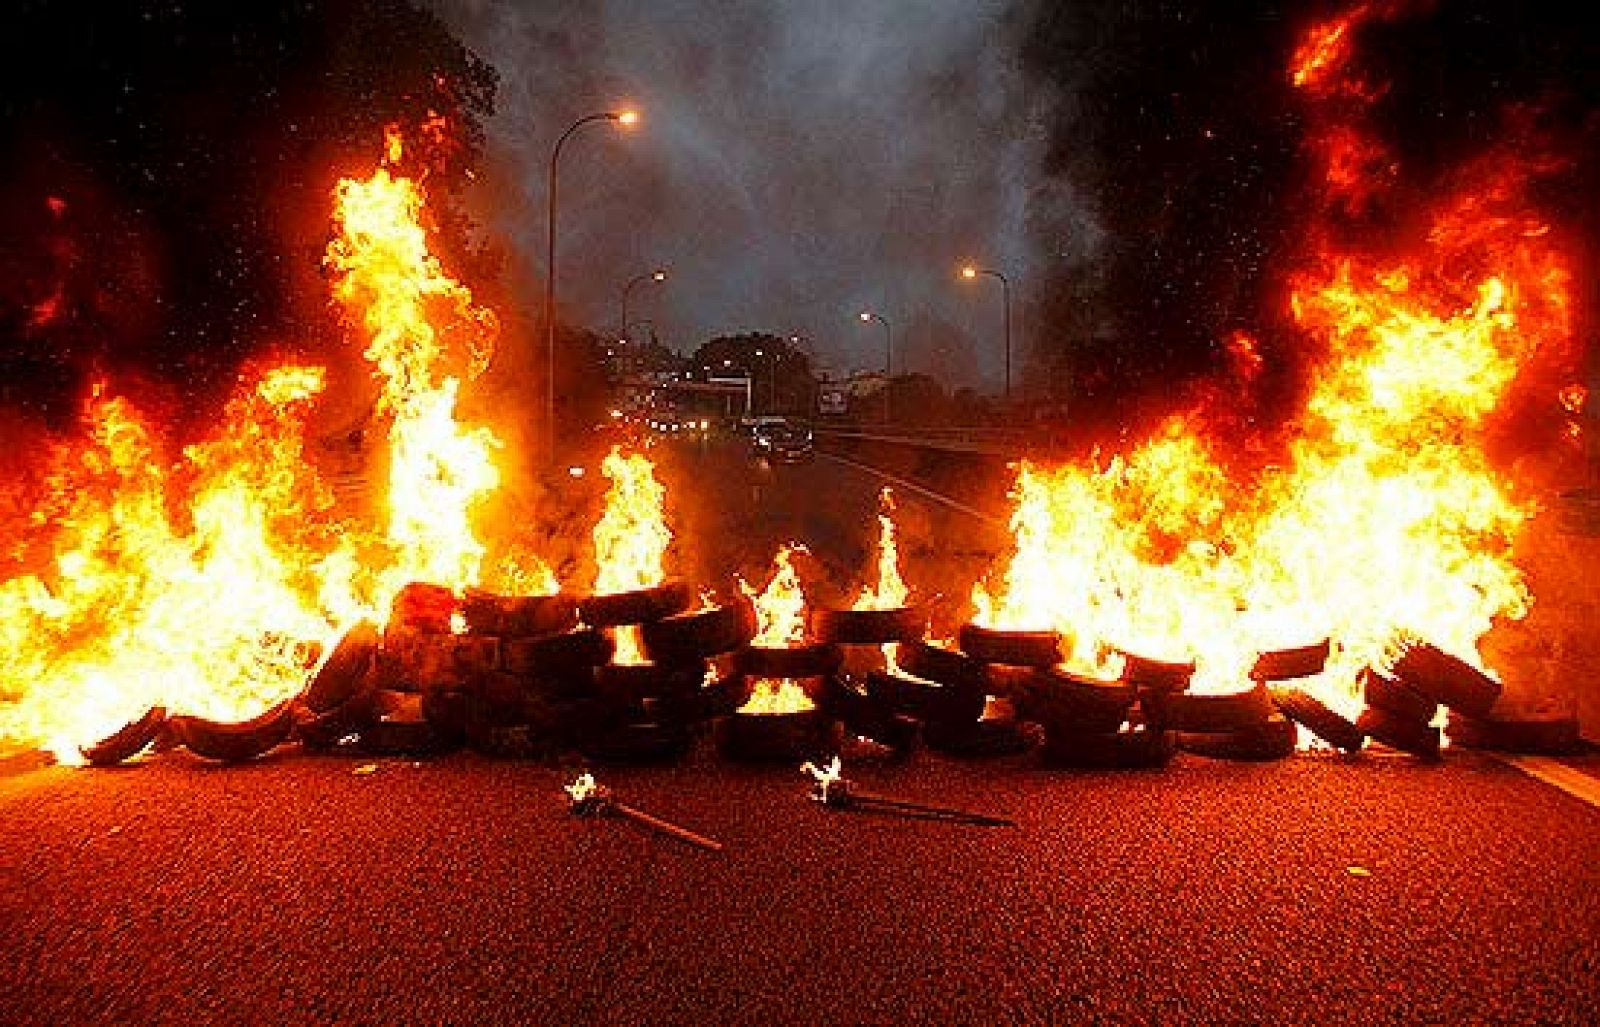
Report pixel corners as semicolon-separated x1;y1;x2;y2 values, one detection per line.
4;439;1600;1024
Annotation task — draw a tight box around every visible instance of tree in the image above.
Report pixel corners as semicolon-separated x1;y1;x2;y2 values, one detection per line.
688;332;816;416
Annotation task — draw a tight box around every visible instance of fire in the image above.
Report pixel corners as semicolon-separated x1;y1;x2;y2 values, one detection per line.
1561;384;1588;416
738;544;815;714
591;447;671;663
972;3;1577;720
852;487;909;611
0;124;545;759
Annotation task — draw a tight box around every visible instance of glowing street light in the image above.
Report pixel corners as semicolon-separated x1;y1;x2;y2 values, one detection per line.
959;263;1012;402
544;106;639;460
858;310;892;425
619;267;668;343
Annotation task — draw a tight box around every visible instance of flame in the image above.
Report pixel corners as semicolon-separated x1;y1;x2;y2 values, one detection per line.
973;5;1576;718
591;448;671;663
1561;384;1587;416
738;544;814;713
852;487;910;611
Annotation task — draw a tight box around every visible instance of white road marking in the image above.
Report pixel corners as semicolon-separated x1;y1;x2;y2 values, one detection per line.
1498;754;1600;810
817;451;1004;525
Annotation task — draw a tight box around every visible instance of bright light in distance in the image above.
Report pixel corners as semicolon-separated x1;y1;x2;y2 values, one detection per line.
961;265;978;279
568;465;586;478
617;110;639;126
859;311;872;322
652;269;667;281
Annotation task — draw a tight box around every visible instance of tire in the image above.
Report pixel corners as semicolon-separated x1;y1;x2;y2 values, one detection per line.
81;706;168;767
578;579;694;627
809;606;926;645
1445;710;1581;754
1356;707;1442;760
503;629;615;677
833;688;919;753
357;718;455;757
733;642;844;680
1016;668;1136;734
389;581;458;633
1154;683;1274;734
864;669;986;725
895;641;990;693
593;661;709;702
1250;639;1331;682
922;716;1034;757
956;623;1062;667
302;621;379;712
1039;727;1174;769
1118;652;1196;691
1389;642;1501;719
715;709;839;763
1271;688;1365;753
460;590;578;638
1360;668;1436;722
579;721;692;764
639;599;758;662
1176;714;1297;761
294;683;381;751
170;699;297;763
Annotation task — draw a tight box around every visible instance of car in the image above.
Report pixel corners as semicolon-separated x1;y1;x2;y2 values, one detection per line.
750;417;815;463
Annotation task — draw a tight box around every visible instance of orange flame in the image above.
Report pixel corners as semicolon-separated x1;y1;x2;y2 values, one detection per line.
738;544;814;713
592;448;671;663
852;487;909;611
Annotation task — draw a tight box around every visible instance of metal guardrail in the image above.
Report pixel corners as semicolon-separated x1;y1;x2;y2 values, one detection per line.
814;425;1038;458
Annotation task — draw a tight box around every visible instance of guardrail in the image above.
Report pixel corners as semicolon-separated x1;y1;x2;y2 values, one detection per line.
814;425;1041;458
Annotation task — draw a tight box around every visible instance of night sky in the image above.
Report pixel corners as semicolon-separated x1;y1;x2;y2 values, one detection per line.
1;1;1595;428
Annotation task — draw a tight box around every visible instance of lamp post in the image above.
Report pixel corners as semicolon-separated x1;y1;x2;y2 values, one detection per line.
544;108;637;461
619;268;667;344
960;264;1012;403
858;311;892;425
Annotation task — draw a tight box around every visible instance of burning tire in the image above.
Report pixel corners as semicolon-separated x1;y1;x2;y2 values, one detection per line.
1360;668;1437;722
1249;639;1331;682
80;706;168;767
1445;710;1582;754
390;581;459;633
357;718;454;757
170;699;297;763
956;623;1062;667
460;590;579;638
716;709;840;763
503;629;615;678
1039;726;1174;770
302;620;379;713
895;641;990;694
809;606;926;645
1151;683;1274;734
1117;651;1196;691
1388;641;1501;719
1176;714;1298;761
578;579;694;628
733;642;844;680
1355;707;1442;761
639;598;758;663
1270;688;1365;753
579;721;692;764
833;687;920;753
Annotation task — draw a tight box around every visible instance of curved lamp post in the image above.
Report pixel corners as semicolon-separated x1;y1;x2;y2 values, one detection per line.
960;264;1012;402
619;268;667;343
858;310;892;425
544;108;637;460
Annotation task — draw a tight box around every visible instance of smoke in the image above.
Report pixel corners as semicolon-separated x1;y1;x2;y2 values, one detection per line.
433;0;1093;390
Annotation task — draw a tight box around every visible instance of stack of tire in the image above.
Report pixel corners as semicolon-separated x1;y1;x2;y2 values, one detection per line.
808;605;928;755
856;624;1047;758
1141;649;1297;762
1259;640;1367;755
1355;639;1503;761
1024;649;1175;769
714;629;845;763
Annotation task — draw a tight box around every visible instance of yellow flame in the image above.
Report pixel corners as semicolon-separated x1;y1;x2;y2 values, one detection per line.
591;448;671;663
853;487;910;611
737;544;814;713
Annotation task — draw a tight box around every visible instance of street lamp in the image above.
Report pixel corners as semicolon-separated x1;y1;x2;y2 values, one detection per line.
858;310;892;425
619;267;667;344
960;264;1012;402
544;107;638;460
